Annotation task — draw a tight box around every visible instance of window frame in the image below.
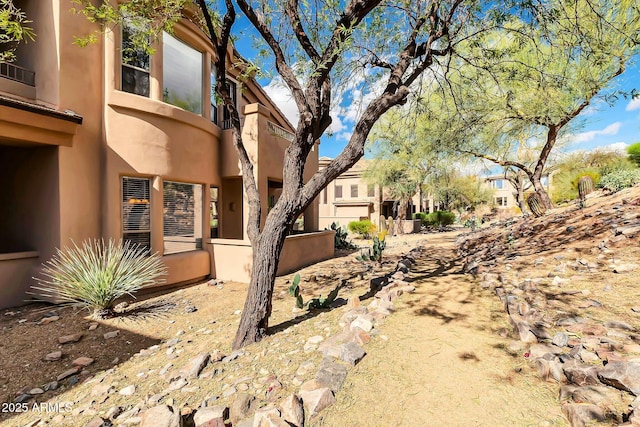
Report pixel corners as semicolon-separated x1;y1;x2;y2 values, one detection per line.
162;31;204;115
350;184;358;198
120;24;150;97
334;184;343;199
121;176;152;253
162;180;204;255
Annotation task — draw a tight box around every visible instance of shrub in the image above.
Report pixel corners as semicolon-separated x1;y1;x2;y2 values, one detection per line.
348;219;376;238
628;142;640;167
598;169;640;192
413;212;428;225
31;239;167;319
425;211;456;226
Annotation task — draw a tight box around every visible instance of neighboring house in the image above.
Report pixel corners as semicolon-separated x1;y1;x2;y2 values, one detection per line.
482;174;551;211
0;3;331;309
318;157;420;230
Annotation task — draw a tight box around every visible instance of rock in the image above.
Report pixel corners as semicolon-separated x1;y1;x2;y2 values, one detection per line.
605;321;634;331
28;388;44;395
88;322;99;331
258;413;290;427
340;342;366;366
45;351;62;361
350;316;373;333
72;357;95;367
570;386;623;410
563;363;600;387
307;335;324;345
552;332;570;348
185;305;197;313
84;417;110;427
346;296;360;309
39;315;60;325
140;405;181;427
567;323;608;336
316;359;348;392
103;331;119;339
252;407;280;427
222;350;243;363
105;406;123;420
612;263;639;273
229;394;257;424
300;387;335;418
280;394;304;427
561;402;606;427
57;367;80;381
179;352;210;379
194;406;228;427
43;381;59;392
119;385;136;396
58;333;83;344
598;361;640;395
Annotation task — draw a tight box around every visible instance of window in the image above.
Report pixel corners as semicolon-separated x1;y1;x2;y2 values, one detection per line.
367;184;375;197
350;184;358;198
335;185;342;198
492;179;504;189
222;79;237;129
163;32;203;114
210;187;219;238
122;177;151;252
121;25;150;96
163;181;203;254
496;196;508;207
210;65;218;124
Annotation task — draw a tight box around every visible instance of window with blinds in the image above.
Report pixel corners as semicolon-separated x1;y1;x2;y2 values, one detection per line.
122;177;151;252
163;181;203;254
335;185;342;198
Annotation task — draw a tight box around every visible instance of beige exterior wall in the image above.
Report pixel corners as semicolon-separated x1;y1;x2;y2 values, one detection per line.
0;4;325;309
482;176;519;210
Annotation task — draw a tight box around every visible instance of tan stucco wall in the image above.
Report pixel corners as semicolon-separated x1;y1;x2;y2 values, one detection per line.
0;252;40;309
209;230;334;283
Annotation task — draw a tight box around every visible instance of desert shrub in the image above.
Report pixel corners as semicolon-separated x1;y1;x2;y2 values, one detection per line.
31;239;166;319
348;219;376;238
426;211;456;226
598;169;640;192
627;142;640;167
412;212;428;226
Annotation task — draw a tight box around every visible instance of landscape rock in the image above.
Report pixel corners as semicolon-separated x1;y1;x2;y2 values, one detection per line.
119;385;136;396
57;367;80;381
58;333;83;344
598;361;640;395
84;417;111;427
552;332;570;348
193;406;228;427
561;402;606;427
103;331;119;339
299;387;335;418
252;406;280;427
45;351;62;361
179;352;210;379
280;394;304;427
563;363;600;387
140;405;181;427
229;394;257;424
72;357;95;367
316;359;348;392
340;341;366;366
350;316;373;332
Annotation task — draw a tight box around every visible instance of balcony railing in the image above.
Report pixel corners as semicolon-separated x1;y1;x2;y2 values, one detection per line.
0;62;35;86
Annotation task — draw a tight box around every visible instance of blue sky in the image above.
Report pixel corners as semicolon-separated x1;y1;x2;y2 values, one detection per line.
234;22;640;161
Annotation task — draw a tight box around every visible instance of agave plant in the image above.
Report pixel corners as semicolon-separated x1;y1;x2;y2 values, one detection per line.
31;239;167;319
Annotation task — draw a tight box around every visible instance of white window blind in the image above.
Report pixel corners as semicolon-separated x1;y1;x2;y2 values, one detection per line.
122;177;151;252
163;181;203;254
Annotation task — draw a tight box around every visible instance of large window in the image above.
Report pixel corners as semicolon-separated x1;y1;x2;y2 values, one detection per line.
122;177;151;252
350;184;358;198
496;196;508;207
335;185;343;199
121;25;150;96
162;32;203;114
222;79;237;129
491;179;504;189
163;181;203;254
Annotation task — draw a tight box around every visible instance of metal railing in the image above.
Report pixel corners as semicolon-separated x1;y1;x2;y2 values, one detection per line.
0;62;35;86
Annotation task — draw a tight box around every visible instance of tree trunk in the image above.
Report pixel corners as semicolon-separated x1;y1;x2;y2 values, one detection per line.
514;184;527;216
232;215;290;349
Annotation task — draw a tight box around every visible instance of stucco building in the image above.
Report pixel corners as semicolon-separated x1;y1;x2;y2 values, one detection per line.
318;157;421;231
0;2;331;309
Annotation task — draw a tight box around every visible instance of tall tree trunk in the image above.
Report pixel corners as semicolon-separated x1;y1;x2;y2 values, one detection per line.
232;214;290;349
514;183;527;215
530;176;552;209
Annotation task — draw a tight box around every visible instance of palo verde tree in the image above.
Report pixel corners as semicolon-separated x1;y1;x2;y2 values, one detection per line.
453;0;640;210
0;0;35;62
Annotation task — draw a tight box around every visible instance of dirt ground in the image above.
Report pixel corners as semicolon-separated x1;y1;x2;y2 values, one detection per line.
1;185;638;426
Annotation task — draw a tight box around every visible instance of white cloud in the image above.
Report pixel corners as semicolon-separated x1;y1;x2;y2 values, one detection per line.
336;131;353;142
262;78;299;127
626;98;640;111
602;142;629;153
571;122;622;144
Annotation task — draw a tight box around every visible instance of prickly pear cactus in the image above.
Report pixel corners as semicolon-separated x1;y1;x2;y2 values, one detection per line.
288;274;303;309
527;192;546;217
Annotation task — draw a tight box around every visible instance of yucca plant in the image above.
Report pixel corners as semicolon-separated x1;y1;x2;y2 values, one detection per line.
31;239;167;319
